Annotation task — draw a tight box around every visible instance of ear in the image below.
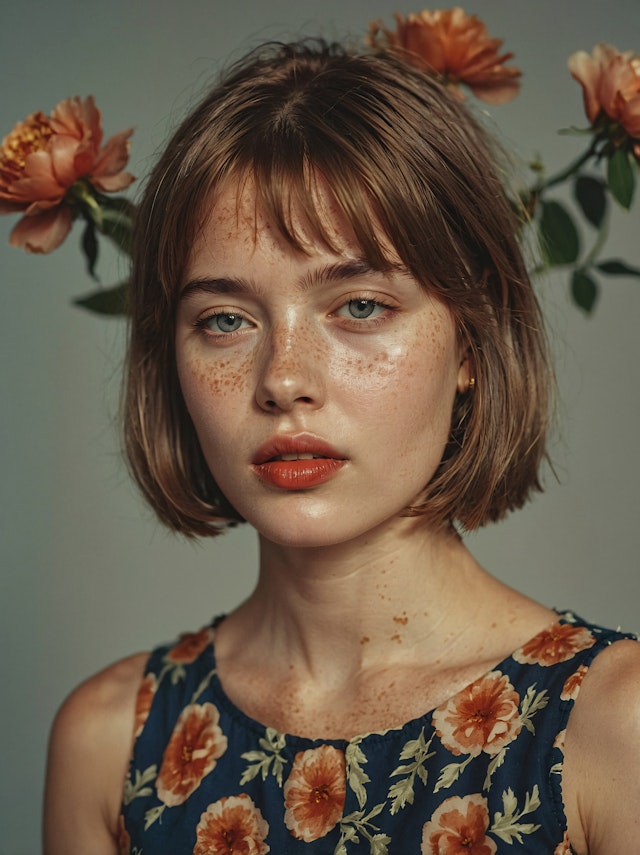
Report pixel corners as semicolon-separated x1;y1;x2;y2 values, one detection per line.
456;350;474;394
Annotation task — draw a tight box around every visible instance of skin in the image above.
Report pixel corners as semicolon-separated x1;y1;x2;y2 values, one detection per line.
43;180;640;855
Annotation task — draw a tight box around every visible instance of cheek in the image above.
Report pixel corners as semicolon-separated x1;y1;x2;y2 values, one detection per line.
180;354;254;400
177;353;255;460
338;327;457;422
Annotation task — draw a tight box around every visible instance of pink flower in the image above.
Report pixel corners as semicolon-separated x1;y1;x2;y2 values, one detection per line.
283;745;346;842
513;622;595;667
432;671;522;757
156;702;228;807
560;664;589;702
569;44;640;141
0;96;134;252
194;795;270;855
421;794;497;855
166;627;214;664
369;8;521;104
133;673;157;739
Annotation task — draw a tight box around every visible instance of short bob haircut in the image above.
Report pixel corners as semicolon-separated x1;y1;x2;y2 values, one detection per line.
124;38;551;538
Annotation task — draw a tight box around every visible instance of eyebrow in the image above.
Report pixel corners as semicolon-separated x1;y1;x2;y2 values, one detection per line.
180;259;394;302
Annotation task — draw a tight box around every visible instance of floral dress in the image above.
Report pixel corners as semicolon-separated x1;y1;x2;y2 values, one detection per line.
119;611;636;854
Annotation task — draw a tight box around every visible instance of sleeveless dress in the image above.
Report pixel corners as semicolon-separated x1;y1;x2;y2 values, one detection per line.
119;611;636;854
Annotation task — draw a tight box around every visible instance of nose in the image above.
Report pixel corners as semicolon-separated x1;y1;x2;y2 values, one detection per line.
255;322;325;413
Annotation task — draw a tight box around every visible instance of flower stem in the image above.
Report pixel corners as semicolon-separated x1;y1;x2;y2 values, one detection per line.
535;139;599;193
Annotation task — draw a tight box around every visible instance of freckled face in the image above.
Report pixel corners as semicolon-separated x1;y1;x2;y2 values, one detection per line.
175;181;469;548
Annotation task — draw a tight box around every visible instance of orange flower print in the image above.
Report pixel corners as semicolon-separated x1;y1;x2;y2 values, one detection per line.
166;627;214;664
432;671;521;757
133;672;157;739
368;8;521;104
283;745;346;842
554;831;573;854
421;794;497;855
194;794;270;855
553;729;566;752
116;815;131;855
156;702;228;807
561;664;589;701
568;44;640;145
0;96;134;252
513;623;595;667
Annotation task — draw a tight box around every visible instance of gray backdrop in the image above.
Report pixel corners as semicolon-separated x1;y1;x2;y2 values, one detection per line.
1;2;639;852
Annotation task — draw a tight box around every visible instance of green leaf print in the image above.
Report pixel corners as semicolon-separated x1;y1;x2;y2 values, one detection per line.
122;764;158;806
387;728;435;813
490;785;541;844
169;664;187;685
143;803;166;831
482;747;507;791
346;738;372;809
240;727;288;786
334;804;390;855
520;685;549;735
433;755;473;793
189;668;217;704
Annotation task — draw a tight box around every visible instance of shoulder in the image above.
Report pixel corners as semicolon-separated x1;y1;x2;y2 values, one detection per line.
563;636;640;855
44;652;149;855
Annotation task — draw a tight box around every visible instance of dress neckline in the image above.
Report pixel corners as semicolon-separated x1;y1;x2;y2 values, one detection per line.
204;609;574;747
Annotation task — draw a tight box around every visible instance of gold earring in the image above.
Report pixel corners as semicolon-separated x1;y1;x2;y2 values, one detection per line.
467;377;476;392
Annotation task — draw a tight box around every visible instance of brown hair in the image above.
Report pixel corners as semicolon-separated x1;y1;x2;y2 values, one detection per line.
124;38;551;537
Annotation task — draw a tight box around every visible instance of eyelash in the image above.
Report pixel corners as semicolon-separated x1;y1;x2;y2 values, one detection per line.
333;297;395;324
193;296;396;340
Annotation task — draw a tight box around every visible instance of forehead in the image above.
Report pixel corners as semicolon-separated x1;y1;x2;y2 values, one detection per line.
186;171;398;275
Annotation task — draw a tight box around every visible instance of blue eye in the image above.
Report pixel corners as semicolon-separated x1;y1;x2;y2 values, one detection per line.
345;299;380;319
207;313;245;333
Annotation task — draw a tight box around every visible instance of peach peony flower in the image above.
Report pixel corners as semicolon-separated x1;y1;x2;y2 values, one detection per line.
194;794;270;855
513;623;595;667
560;664;589;701
421;793;497;855
156;702;228;807
283;745;346;842
0;95;134;252
432;671;522;757
166;626;214;664
133;672;157;739
568;44;640;144
369;8;521;104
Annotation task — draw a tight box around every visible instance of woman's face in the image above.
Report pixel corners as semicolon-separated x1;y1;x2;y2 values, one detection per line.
175;180;469;548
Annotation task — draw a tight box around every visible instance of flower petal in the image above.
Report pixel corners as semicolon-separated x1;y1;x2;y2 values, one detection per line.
9;205;73;253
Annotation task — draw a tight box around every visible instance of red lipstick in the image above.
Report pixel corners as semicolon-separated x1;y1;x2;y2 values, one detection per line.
252;435;347;490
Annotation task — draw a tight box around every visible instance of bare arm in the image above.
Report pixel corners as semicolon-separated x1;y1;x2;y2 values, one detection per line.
43;652;148;855
563;639;640;855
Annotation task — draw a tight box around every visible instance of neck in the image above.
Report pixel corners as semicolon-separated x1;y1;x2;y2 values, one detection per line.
230;515;488;687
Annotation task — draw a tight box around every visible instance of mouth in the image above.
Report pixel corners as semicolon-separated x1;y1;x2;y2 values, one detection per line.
251;435;347;489
252;435;346;466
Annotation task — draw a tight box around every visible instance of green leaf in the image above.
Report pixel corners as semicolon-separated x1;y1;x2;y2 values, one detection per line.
538;200;580;265
81;220;99;280
74;281;128;316
571;270;599;314
574;175;607;228
595;259;640;278
607;148;635;209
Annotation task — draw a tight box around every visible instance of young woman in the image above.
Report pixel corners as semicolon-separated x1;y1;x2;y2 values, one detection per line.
44;39;640;855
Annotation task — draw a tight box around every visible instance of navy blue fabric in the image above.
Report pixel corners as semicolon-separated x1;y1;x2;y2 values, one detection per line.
120;612;636;854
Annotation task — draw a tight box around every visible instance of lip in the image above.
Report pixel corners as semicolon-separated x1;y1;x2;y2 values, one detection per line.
251;434;347;490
